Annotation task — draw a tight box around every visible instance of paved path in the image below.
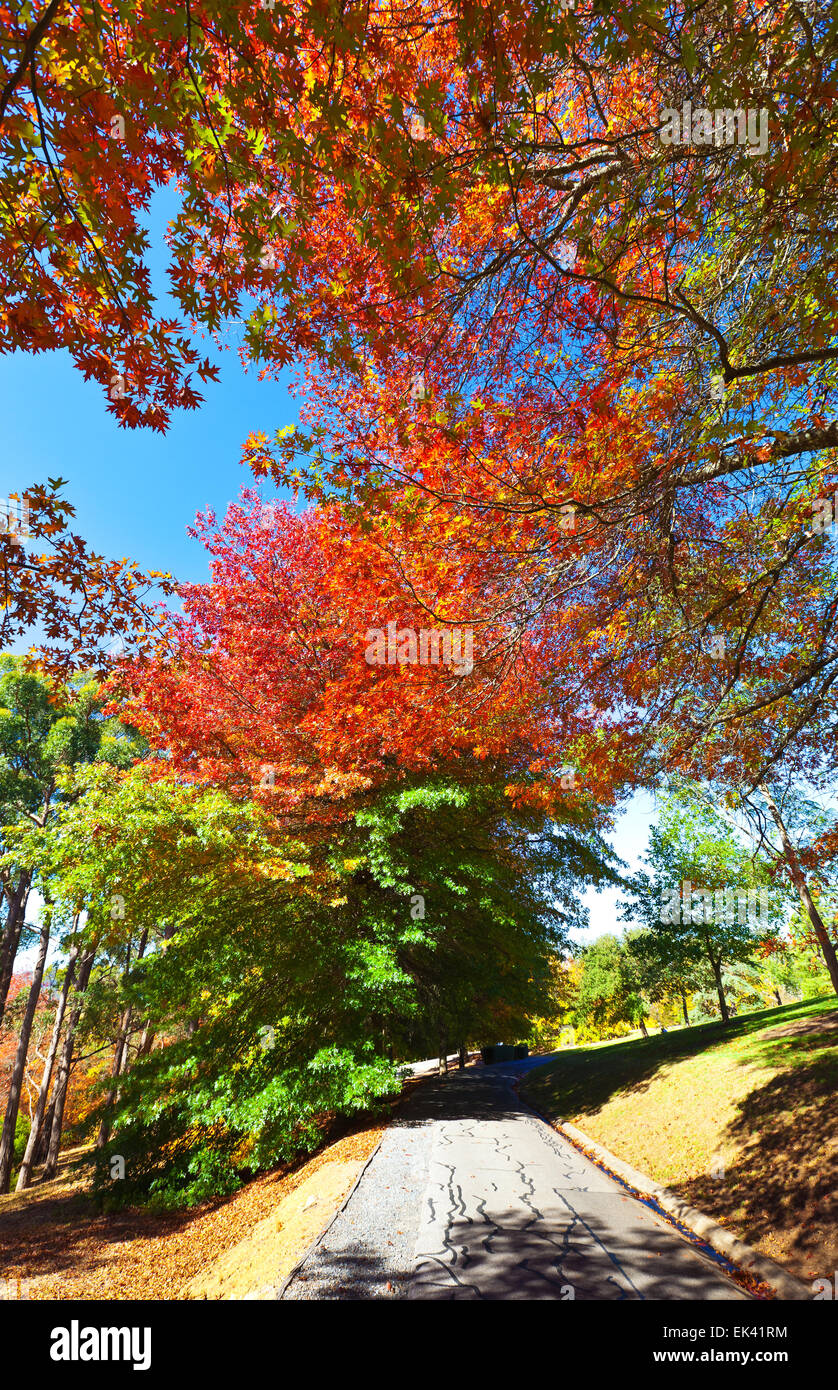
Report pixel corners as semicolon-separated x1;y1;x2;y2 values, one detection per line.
405;1051;467;1078
281;1059;751;1301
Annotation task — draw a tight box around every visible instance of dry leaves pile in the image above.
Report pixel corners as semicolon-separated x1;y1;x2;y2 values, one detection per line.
0;1124;386;1301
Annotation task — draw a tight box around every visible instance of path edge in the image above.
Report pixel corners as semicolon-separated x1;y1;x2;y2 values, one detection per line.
273;1134;386;1300
554;1117;811;1302
274;1057;481;1300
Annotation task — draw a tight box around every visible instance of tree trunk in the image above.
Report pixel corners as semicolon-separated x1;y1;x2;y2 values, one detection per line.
458;1042;466;1070
15;945;78;1191
761;784;838;995
43;947;95;1181
0;870;32;1027
95;1004;133;1151
0;906;50;1192
135;1018;155;1059
438;1034;448;1076
639;1018;648;1038
774;989;782;1007
33;1097;55;1165
681;991;689;1026
96;929;148;1151
710;954;730;1023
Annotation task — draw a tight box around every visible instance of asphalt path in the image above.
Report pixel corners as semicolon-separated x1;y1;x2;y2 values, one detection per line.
281;1057;752;1301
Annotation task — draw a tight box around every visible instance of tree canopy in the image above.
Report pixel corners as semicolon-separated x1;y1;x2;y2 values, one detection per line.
3;0;838;1208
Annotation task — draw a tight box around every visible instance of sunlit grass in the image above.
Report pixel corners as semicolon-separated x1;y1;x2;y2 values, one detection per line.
523;995;838;1281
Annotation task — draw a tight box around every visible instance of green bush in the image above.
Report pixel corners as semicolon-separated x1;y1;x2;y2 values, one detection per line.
800;975;833;1000
13;1113;31;1168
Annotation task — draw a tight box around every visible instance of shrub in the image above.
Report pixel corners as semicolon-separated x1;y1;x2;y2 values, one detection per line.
12;1112;31;1171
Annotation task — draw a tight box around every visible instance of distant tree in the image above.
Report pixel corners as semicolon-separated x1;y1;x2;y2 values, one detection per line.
710;782;838;997
527;956;579;1051
573;935;649;1041
758;931;833;1007
625;925;700;1029
627;785;784;1025
688;960;766;1023
0;657;143;1025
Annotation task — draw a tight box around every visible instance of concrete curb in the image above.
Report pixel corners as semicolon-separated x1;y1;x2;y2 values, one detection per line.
555;1118;811;1302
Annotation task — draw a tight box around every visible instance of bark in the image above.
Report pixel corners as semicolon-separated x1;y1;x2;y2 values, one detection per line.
96;928;148;1151
43;947;95;1180
639;1018;649;1038
0;870;32;1027
681;991;689;1026
761;784;838;995
677;419;838;489
710;954;730;1023
0;906;51;1192
15;944;78;1190
135;1018;155;1059
458;1042;466;1070
438;1034;448;1076
33;1097;55;1164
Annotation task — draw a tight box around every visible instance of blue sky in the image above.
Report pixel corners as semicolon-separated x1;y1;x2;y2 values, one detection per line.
0;185;297;594
1;185;657;957
0;341;295;590
577;789;655;945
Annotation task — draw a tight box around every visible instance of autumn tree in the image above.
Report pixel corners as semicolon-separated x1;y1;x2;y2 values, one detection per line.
1;480;176;678
7;1;838;784
0;660;145;1190
8;756;284;1186
113;490;631;812
92;481;625;1201
75;767;617;1204
233;2;838;793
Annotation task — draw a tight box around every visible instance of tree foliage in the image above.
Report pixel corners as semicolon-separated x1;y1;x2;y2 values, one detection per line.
43;769;615;1204
627;782;784;1021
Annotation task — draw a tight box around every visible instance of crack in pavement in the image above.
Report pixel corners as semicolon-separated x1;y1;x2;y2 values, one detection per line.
281;1059;753;1301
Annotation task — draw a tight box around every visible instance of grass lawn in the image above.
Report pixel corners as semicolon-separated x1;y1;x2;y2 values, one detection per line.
522;994;838;1284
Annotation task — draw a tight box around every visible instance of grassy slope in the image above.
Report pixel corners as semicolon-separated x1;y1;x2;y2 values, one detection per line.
522;995;838;1283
